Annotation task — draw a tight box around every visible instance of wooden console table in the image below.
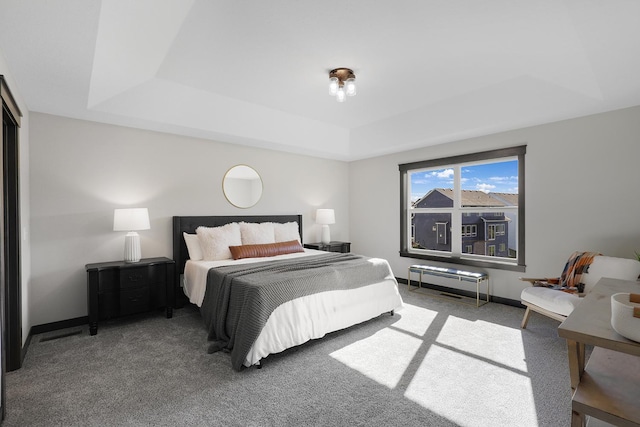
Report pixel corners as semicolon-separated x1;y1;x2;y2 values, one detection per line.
557;277;640;427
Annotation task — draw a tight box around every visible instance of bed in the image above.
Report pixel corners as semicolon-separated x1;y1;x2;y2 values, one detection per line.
173;214;403;370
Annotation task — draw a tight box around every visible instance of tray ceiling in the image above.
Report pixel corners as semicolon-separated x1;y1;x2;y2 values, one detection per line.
1;0;639;160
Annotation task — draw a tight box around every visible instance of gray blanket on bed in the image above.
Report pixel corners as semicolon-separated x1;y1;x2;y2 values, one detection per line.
200;252;394;371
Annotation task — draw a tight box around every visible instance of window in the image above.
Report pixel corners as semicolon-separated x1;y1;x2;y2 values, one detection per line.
487;224;505;240
400;146;526;271
462;225;477;237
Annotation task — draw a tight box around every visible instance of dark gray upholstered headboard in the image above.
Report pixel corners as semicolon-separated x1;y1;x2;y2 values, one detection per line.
172;215;303;303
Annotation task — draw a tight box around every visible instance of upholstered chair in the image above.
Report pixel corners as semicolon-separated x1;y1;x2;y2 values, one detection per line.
520;255;640;328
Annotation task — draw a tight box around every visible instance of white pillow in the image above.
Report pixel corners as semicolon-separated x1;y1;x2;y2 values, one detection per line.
196;223;242;261
183;232;203;261
272;221;301;243
240;222;275;245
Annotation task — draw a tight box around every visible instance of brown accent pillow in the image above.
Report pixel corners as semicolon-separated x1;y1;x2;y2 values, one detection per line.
229;240;304;260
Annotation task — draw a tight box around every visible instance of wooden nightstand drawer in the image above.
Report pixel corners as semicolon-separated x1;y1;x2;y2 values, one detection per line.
97;269;117;293
120;287;150;315
98;292;118;319
86;257;175;335
119;267;148;289
148;263;166;284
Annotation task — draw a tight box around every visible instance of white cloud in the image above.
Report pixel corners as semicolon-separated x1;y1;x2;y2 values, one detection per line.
432;168;454;179
489;175;518;182
476;183;496;193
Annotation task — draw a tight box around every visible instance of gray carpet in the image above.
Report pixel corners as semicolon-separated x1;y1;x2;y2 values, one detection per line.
5;286;573;426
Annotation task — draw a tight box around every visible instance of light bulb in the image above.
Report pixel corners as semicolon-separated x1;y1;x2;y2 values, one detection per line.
336;86;346;102
345;78;356;96
329;77;339;96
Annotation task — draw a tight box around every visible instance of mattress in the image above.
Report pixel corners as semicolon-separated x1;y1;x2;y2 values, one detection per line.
184;249;403;367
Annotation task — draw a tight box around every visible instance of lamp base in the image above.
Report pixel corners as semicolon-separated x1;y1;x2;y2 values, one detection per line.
321;224;331;245
124;232;142;263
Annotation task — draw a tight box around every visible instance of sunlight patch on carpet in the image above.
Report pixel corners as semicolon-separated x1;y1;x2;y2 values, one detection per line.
329;328;422;388
389;303;439;336
405;345;536;427
436;316;528;372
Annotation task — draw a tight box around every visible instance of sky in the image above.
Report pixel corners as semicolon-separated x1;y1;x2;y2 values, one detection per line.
410;159;518;201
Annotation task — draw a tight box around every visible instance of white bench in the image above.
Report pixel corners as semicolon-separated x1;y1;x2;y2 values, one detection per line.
407;264;489;307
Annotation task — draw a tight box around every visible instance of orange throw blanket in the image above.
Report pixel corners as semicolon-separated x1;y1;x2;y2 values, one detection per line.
558;251;601;289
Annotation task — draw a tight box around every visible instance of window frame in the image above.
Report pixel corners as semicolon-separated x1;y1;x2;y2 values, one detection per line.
399;145;526;272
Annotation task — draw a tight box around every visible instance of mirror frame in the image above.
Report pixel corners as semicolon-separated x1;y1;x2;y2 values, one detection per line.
222;164;263;209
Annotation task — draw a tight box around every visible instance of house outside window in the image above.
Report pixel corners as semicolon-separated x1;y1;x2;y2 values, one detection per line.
400;146;526;271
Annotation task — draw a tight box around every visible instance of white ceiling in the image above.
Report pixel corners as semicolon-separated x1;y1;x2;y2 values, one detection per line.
1;0;639;161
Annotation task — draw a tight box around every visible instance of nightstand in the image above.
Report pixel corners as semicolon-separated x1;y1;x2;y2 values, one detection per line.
86;257;175;335
304;241;351;253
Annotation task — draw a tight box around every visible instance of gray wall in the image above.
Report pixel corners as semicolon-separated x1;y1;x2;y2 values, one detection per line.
349;105;640;302
26;105;640;326
29;113;349;326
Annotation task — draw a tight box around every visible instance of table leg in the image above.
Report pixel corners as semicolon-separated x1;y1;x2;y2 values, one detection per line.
566;339;585;391
571;409;585;427
566;339;586;427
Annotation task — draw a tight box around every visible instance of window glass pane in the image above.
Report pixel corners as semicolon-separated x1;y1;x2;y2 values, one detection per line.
460;211;518;259
410;168;454;207
460;159;518;207
411;213;452;252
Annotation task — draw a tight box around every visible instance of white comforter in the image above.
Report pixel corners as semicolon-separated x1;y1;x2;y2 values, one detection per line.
183;249;403;367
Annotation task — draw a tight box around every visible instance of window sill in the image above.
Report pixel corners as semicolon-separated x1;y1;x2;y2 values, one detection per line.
400;251;526;272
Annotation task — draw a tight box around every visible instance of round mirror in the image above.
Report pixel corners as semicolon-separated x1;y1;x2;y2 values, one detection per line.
222;165;263;208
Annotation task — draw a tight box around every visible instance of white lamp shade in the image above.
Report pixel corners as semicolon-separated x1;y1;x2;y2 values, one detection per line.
113;208;150;231
316;209;335;225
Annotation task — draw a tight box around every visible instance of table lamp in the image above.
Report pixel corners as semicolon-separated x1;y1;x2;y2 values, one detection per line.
316;209;335;245
113;208;150;263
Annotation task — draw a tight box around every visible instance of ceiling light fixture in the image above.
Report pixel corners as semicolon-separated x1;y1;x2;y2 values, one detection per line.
328;68;356;102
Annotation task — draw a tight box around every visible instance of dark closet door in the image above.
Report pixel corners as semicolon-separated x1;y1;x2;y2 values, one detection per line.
1;75;23;422
2;107;20;374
